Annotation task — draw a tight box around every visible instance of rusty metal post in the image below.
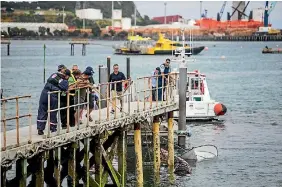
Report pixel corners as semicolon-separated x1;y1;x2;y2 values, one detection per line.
107;56;111;81
134;123;143;186
67;92;70;133
28;103;32;144
168;111;175;184
153;116;160;185
47;92;51;138
99;66;108;109
16;97;20;146
2;99;7;150
68;142;77;186
7;44;10;56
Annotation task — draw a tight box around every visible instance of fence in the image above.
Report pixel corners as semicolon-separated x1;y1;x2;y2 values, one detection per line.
1;95;32;151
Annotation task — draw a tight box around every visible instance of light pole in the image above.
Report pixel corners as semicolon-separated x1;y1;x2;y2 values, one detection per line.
62;6;65;24
164;2;167;24
134;3;137;27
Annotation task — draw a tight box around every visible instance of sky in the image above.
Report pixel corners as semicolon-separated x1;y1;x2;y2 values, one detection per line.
135;1;282;29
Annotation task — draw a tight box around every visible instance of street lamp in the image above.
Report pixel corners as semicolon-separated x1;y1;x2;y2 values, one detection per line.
164;2;167;24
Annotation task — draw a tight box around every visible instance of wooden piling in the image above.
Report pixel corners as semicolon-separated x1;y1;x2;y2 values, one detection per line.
68;142;78;186
153;116;160;186
35;153;44;187
7;44;10;56
134;123;143;187
54;147;61;187
167;111;175;184
118;130;127;187
94;136;103;186
84;138;90;187
16;159;27;187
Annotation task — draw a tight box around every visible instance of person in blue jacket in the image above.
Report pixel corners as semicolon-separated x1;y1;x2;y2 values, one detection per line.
37;66;71;135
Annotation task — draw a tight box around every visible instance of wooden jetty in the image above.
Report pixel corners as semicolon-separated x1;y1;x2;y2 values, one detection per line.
1;39;11;56
1;72;180;187
69;38;89;56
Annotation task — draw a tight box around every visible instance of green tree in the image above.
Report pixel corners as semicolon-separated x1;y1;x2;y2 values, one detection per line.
1;31;9;37
91;25;101;37
53;29;61;36
19;28;28;36
38;26;46;36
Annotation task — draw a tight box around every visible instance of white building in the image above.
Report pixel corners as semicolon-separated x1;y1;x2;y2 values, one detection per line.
1;22;68;33
121;18;131;30
252;8;264;22
75;8;103;20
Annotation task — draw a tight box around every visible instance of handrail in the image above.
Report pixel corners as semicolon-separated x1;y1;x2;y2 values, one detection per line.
1;95;32;151
1;75;178;147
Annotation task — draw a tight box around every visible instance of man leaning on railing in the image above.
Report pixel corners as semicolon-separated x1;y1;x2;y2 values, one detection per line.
37;66;71;135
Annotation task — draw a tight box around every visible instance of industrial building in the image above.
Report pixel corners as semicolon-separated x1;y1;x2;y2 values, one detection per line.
75;8;103;20
152;15;183;24
1;22;68;33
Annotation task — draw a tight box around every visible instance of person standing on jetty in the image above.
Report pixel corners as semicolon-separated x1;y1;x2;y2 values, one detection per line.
73;68;93;125
160;58;171;100
37;66;71;135
85;66;95;122
109;64;126;113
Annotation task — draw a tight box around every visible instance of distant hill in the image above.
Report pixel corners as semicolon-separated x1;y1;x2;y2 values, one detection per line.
1;1;142;19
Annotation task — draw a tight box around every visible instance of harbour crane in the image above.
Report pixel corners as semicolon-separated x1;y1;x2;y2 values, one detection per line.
217;1;227;21
264;1;277;27
230;1;250;20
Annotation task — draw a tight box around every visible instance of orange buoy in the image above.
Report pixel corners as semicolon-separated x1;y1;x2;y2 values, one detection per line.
214;103;227;116
204;47;208;50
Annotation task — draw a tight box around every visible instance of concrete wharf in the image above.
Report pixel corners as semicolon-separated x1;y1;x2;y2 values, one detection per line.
1;65;182;187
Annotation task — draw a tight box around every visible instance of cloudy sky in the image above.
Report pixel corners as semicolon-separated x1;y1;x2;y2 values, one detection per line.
135;1;282;28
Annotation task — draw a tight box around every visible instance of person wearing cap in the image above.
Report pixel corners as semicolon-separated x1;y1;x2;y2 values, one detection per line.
84;66;95;121
37;69;71;135
58;64;67;74
109;64;127;113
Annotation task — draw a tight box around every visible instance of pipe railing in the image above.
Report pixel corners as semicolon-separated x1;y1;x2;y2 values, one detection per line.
1;74;178;146
1;95;32;151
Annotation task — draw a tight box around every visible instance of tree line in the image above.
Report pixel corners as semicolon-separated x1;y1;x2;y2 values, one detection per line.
1;26;134;40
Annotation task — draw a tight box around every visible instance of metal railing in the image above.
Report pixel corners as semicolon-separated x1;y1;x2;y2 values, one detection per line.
1;95;32;151
1;74;178;146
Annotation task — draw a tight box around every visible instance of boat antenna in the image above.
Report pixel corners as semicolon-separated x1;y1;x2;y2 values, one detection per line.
171;28;194;69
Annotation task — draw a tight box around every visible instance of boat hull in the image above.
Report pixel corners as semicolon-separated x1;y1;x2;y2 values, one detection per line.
262;48;282;54
173;101;219;121
114;46;205;55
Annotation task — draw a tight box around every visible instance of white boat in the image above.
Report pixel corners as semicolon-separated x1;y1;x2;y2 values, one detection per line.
172;69;227;121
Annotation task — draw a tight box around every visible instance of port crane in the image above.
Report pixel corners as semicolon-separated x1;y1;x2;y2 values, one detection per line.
264;1;277;27
230;1;250;20
217;1;227;21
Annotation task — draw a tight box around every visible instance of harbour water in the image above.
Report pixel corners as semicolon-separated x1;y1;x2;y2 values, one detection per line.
1;40;282;186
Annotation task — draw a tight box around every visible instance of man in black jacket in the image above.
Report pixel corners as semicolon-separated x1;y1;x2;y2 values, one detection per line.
109;64;126;113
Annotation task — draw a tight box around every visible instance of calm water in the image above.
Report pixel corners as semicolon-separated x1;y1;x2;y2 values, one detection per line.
1;40;282;186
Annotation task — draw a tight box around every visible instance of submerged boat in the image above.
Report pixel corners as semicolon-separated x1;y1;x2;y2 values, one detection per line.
113;33;205;55
172;70;227;121
262;48;282;54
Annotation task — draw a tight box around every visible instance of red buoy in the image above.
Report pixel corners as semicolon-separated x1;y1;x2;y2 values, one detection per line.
214;103;227;116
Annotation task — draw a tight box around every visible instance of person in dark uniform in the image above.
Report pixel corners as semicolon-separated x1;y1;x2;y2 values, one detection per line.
37;68;71;135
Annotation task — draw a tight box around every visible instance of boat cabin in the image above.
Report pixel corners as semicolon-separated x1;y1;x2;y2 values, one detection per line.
185;72;206;102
